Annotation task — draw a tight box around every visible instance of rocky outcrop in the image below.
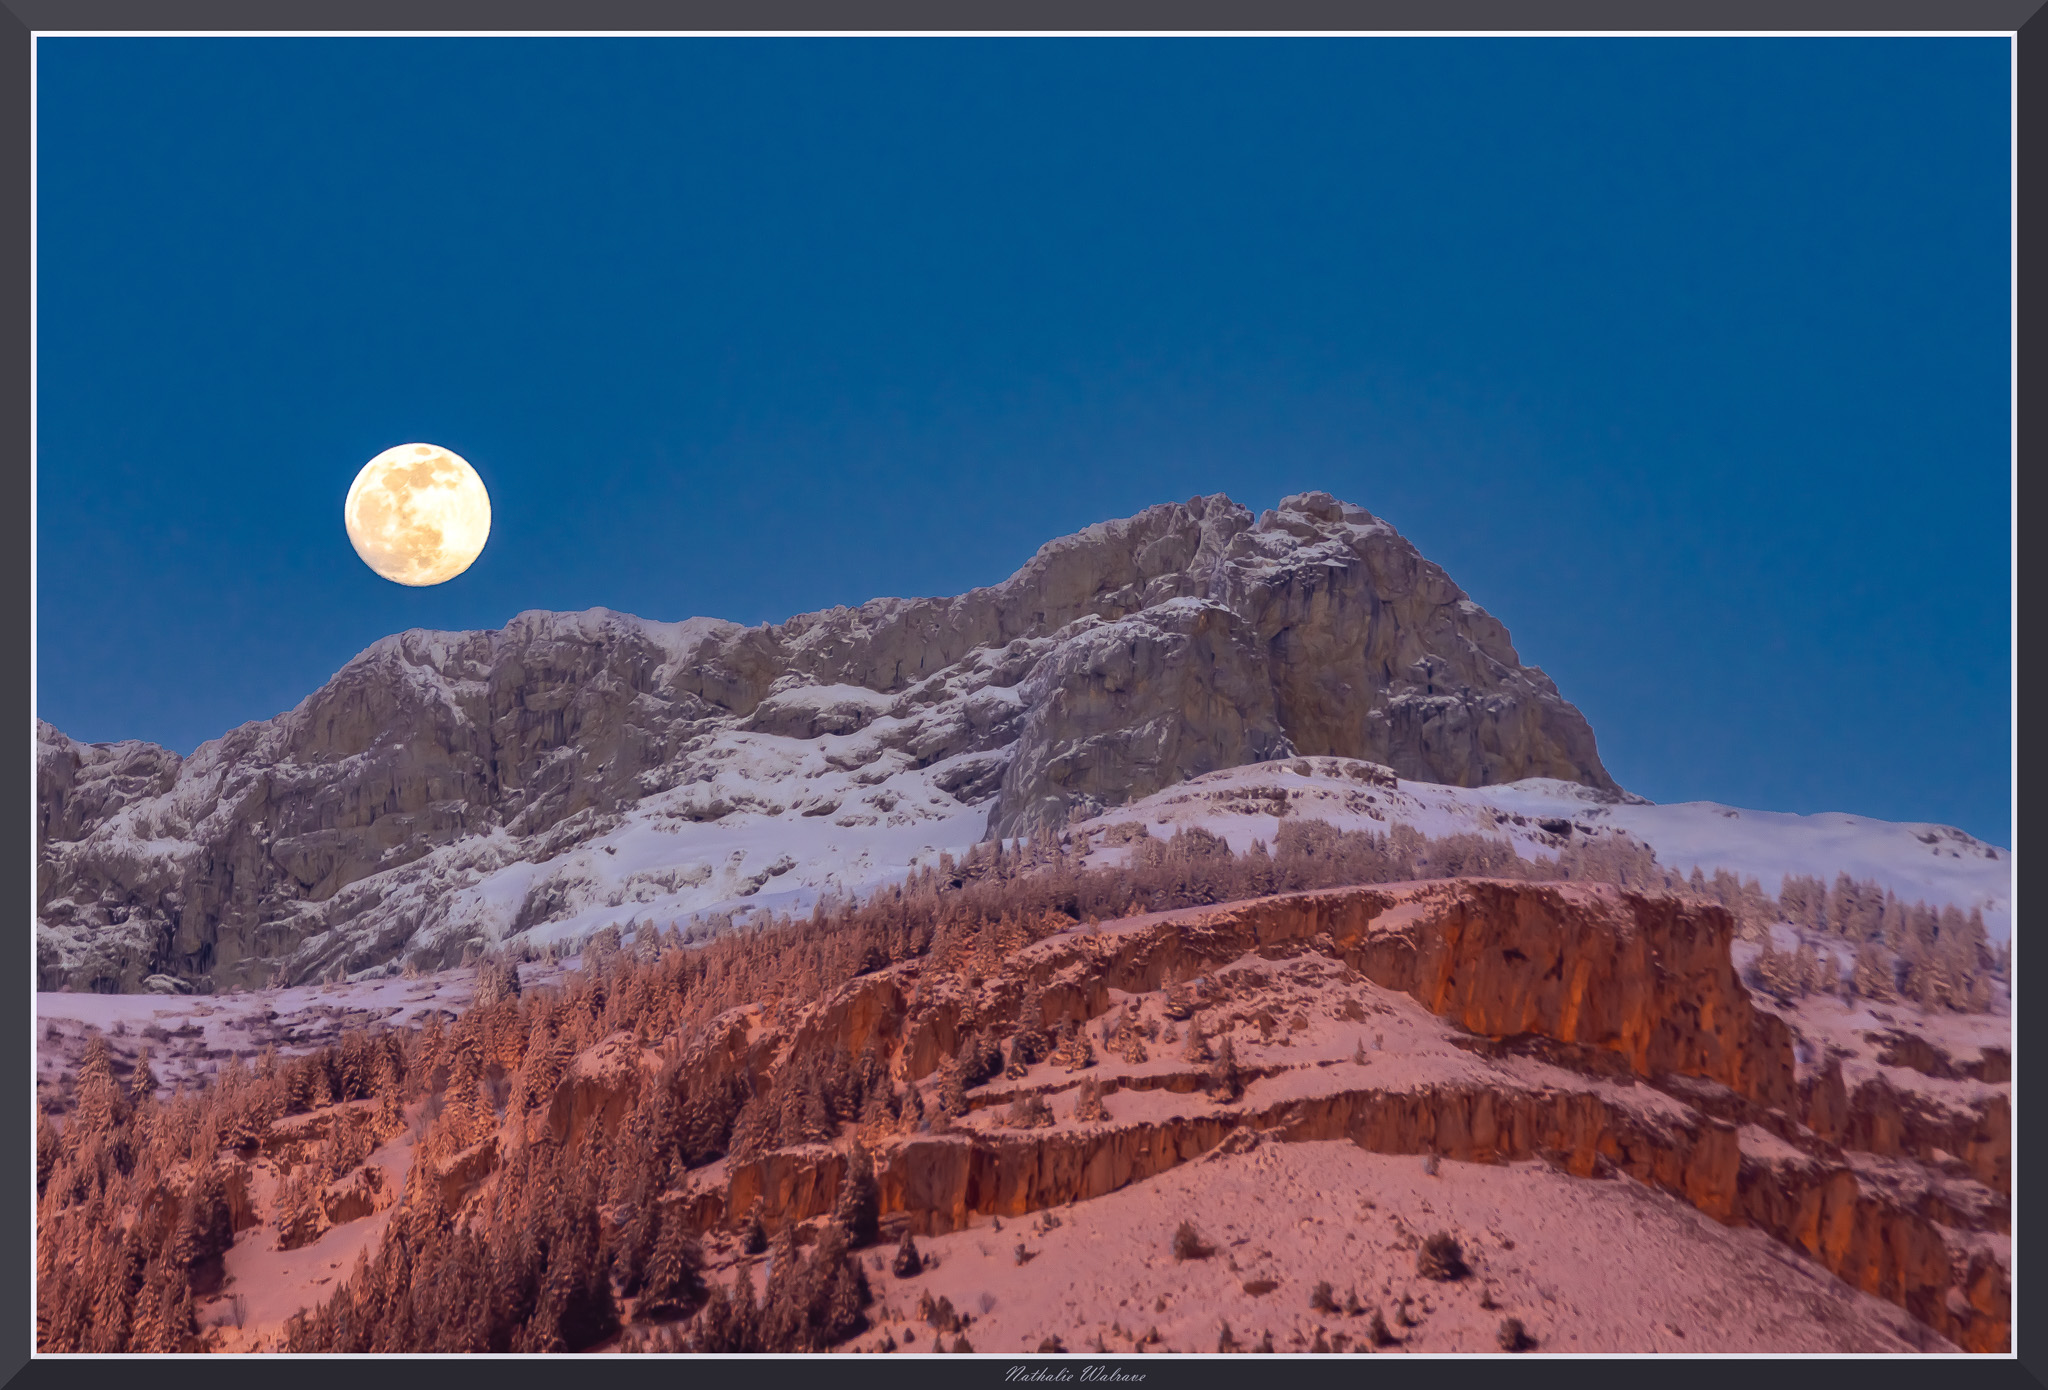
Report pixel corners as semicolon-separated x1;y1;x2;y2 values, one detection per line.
671;1058;2003;1351
993;600;1292;836
222;1160;260;1233
531;878;2003;1350
321;1164;390;1225
905;880;1793;1108
437;1136;500;1215
39;493;1618;991
36;608;741;992
1334;882;1799;1112
1799;1058;2009;1192
545;1031;661;1152
1196;493;1612;805
1864;1029;2010;1084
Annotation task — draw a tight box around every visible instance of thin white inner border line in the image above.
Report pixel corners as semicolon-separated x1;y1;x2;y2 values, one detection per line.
2005;23;2019;1365
18;30;2035;37
24;28;2022;1359
27;25;37;1359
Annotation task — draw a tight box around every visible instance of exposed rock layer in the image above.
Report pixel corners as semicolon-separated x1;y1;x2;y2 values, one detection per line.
539;879;2006;1352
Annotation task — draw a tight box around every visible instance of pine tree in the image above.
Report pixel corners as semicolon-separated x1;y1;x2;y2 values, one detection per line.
1852;940;1895;1001
128;1047;159;1111
1009;986;1051;1069
223;1089;271;1154
1880;893;1906;950
832;1143;881;1248
149;1258;196;1352
35;1104;58;1199
184;1163;236;1264
1908;945;1957;1012
806;1223;871;1348
609;1182;655;1296
375;1077;406;1140
1050;1019;1096;1072
759;1224;805;1348
898;1083;927;1135
1110;1010;1149;1064
934;1058;969;1118
636;1209;706;1320
1965;970;1994;1013
281;1057;314;1115
73;1035;123;1140
956;1030;1003;1088
1750;940;1799;1001
1209;1035;1242;1102
1963;908;1991;968
441;1026;490;1153
857;1081;895;1134
1828;873;1860;939
1792;943;1819;996
537;1196;618;1351
1908;903;1940;954
275;1166;324;1251
128;1257;169;1353
1814;948;1842;999
695;1259;763;1352
86;1235;135;1352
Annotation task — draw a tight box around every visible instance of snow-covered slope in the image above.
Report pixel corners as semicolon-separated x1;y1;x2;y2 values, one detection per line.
214;754;2013;974
1071;758;2012;939
338;733;1000;957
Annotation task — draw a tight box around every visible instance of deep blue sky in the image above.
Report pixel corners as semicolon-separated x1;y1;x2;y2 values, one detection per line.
36;38;2012;843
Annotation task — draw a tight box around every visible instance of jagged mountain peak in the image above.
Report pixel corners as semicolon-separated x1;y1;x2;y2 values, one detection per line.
38;492;1616;991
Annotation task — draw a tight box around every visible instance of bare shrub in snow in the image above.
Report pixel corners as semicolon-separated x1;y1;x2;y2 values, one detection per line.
1172;1221;1214;1261
1417;1231;1468;1281
1004;1093;1054;1128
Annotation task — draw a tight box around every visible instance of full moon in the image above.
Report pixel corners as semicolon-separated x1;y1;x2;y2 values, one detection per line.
344;443;492;586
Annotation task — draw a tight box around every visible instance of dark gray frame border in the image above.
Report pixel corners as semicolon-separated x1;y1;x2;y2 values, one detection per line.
0;0;2043;30
3;4;2036;1389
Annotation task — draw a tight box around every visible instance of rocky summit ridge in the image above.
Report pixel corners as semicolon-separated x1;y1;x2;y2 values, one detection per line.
38;491;1618;993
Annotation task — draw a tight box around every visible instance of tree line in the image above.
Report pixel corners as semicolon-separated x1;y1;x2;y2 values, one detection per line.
36;815;2003;1352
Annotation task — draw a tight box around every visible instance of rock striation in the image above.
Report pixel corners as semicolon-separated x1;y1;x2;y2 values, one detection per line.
541;879;2006;1352
38;493;1617;991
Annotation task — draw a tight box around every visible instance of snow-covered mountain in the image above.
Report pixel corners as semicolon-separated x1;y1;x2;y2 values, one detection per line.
1073;759;2011;939
35;491;2007;992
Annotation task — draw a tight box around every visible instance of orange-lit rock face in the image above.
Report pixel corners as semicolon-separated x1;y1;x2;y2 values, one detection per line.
783;976;908;1079
913;879;1793;1105
1337;882;1798;1111
702;1077;2004;1351
1799;1057;2009;1195
546;1030;659;1151
524;877;2005;1353
321;1165;389;1226
222;1162;261;1233
437;1137;500;1215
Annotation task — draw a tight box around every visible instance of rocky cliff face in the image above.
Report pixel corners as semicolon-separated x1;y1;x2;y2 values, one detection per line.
540;879;2007;1352
38;492;1617;992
